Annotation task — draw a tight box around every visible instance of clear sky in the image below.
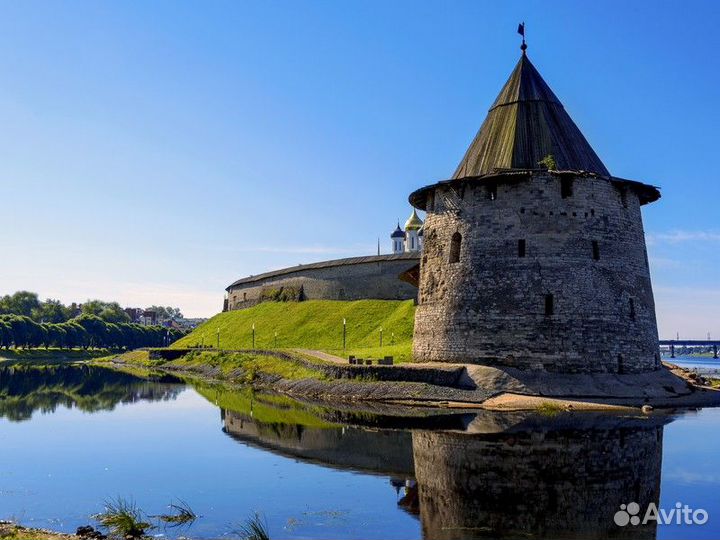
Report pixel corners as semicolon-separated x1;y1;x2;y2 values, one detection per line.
0;1;718;338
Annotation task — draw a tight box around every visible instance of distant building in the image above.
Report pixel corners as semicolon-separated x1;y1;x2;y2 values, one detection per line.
391;210;424;254
175;318;206;330
124;307;144;323
140;310;158;326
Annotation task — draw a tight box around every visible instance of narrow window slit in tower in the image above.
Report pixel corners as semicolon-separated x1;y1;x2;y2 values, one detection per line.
592;240;600;261
486;183;497;200
449;232;461;264
518;239;526;257
618;354;625;374
620;188;628;208
629;298;636;320
544;294;554;316
561;177;573;199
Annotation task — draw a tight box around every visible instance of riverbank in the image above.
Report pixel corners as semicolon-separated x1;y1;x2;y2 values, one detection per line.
0;348;111;365
101;348;720;411
0;521;78;539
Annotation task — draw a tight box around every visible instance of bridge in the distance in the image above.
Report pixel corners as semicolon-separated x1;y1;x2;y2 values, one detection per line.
659;340;720;359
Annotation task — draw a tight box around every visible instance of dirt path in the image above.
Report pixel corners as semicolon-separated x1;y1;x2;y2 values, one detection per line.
294;349;347;364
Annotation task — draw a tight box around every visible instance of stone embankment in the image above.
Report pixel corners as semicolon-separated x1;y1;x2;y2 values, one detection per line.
114;349;720;411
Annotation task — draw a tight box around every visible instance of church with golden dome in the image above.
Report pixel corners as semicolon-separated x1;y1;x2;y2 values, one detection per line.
391;209;424;254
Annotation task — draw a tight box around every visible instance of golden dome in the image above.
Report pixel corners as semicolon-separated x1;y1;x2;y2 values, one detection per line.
404;209;424;231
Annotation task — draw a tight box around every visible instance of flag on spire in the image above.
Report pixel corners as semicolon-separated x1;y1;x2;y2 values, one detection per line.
517;22;525;36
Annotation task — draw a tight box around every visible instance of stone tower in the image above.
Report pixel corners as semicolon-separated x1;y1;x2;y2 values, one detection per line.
409;48;661;373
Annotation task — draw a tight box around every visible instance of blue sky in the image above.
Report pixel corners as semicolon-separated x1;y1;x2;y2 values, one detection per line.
0;1;718;337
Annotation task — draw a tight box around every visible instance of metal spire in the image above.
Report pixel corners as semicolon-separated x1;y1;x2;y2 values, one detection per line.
518;22;527;54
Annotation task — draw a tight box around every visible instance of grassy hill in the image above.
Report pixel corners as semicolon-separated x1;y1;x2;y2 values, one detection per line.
172;300;415;362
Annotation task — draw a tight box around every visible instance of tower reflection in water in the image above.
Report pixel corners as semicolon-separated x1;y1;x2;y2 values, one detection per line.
412;415;665;539
217;389;667;540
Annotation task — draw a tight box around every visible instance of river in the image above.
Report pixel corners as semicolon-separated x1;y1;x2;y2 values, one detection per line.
1;361;719;539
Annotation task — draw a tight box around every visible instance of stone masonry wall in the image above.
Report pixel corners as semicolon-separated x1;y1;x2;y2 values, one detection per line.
413;172;660;373
227;258;418;310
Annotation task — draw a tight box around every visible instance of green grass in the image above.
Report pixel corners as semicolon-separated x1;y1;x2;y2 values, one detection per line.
172;300;415;362
0;348;110;365
193;383;339;428
178;350;325;381
111;349;326;383
536;401;564;416
0;522;75;539
94;349;156;367
235;513;270;540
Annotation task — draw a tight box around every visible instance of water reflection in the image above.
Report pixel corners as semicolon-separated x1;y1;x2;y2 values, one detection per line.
211;385;669;539
413;415;666;539
0;364;183;422
0;366;675;539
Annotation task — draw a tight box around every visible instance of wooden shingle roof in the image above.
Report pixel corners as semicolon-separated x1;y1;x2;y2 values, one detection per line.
453;53;610;178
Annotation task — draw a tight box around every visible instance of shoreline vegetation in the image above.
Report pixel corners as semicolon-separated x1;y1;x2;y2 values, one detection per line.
2;298;720;413
99;346;720;412
1;505;267;540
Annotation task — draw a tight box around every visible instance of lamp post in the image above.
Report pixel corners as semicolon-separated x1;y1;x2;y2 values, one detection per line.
274;331;278;348
252;323;256;349
391;332;395;345
342;318;346;351
379;327;383;348
216;328;220;349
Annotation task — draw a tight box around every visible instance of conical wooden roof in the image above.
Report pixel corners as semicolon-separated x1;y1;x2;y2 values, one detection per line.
453;53;610;178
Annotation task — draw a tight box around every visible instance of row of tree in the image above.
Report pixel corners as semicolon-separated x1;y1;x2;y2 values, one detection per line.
0;314;185;350
0;291;184;324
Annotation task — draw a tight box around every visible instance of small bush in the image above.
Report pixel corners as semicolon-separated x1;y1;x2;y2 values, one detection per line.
157;499;197;527
538;154;557;170
235;513;270;540
94;497;153;539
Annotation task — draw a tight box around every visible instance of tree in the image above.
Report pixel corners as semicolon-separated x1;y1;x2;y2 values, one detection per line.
32;299;71;323
81;300;130;324
0;315;44;348
0;321;11;349
43;323;67;349
0;291;41;318
146;306;184;322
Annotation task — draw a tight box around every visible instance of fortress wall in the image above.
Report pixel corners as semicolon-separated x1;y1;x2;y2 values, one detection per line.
413;172;660;372
227;257;418;310
412;427;662;539
223;411;415;475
